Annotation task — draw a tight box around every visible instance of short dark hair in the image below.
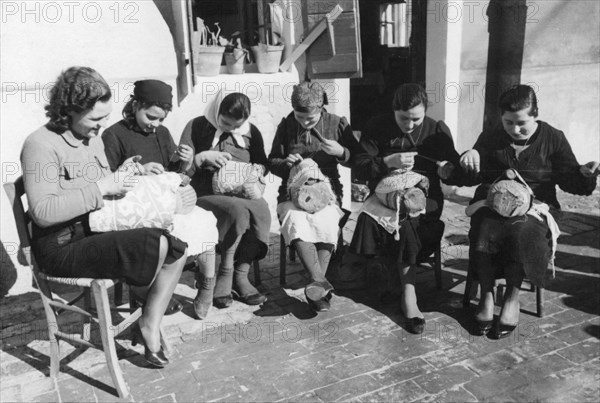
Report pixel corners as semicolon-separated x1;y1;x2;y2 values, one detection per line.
45;66;112;133
498;85;538;117
218;93;251;121
392;83;428;111
122;98;173;121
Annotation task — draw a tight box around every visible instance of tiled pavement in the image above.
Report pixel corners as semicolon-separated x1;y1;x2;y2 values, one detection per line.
1;186;599;402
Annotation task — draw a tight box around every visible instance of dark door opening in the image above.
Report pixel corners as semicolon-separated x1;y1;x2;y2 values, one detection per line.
350;0;427;132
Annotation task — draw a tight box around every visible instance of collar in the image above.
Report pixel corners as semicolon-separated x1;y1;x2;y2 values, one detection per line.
212;130;250;148
59;130;87;148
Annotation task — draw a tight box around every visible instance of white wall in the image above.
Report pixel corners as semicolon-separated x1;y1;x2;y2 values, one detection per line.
0;0;352;295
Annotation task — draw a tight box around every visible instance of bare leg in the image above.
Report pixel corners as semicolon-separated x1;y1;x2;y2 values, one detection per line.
499;268;524;325
475;271;495;323
398;262;423;319
138;236;186;352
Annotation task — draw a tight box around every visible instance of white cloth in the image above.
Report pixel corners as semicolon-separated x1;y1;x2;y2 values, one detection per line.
204;89;251;148
277;201;343;245
170;206;218;256
359;195;399;236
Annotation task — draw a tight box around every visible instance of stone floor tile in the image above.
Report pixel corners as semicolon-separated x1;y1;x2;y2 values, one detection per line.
370;358;434;386
551;323;597;345
313;374;382;402
412;364;475;394
414;385;478;403
0;383;22;402
507;334;569;359
556;338;600;364
357;380;427;403
271;366;340;398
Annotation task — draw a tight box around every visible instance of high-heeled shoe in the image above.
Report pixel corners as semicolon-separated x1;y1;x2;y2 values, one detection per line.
489;322;518;340
193;295;212;320
405;317;426;335
232;290;267;306
474;318;494;336
305;281;334;312
131;324;169;368
213;294;233;309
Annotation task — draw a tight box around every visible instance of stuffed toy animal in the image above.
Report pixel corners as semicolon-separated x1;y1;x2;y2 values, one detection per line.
287;158;336;213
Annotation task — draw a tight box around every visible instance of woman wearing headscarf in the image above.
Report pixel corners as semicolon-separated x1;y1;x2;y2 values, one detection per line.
102;79;219;320
179;91;271;311
268;81;359;312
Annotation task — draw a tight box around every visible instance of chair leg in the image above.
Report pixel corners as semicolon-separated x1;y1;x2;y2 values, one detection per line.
463;268;474;309
114;282;123;306
91;280;130;399
536;286;544;318
279;234;287;286
35;276;61;377
253;260;261;286
434;244;442;290
83;289;92;342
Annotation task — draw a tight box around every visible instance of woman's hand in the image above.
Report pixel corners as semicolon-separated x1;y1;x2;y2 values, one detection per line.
460;149;480;174
119;155;145;175
143;162;165;175
285;153;303;167
321;139;345;158
96;170;138;196
437;161;455;180
197;150;232;169
171;144;194;172
580;161;600;177
384;152;416;170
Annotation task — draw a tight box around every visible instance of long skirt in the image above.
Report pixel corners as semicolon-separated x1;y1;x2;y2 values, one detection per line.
469;207;552;287
197;195;271;261
350;196;443;265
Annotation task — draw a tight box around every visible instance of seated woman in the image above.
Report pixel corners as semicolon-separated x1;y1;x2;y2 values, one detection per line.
21;67;187;368
179;91;271;308
460;84;599;339
268;81;359;312
102;79;219;320
349;83;465;334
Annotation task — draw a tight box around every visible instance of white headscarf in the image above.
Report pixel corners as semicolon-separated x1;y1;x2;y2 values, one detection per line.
205;90;251;148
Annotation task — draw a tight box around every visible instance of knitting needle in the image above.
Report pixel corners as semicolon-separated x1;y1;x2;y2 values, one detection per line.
415;153;443;167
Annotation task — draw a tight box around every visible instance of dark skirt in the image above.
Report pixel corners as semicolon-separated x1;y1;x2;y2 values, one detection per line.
468;207;552;287
350;199;444;264
32;222;187;287
196;195;271;261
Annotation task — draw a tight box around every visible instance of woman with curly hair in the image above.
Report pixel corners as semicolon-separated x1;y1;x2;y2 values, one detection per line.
21;66;187;367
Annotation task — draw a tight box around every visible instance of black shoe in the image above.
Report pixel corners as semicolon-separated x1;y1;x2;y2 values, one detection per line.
405;317;426;335
144;346;169;368
213;294;233;309
233;291;267;306
489;322;517;340
305;282;333;312
474;319;493;336
164;297;183;316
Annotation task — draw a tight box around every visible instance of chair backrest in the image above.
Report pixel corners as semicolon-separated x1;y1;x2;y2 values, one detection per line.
3;176;34;266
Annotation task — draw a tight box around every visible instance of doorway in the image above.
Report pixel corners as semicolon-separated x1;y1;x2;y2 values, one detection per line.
350;0;427;131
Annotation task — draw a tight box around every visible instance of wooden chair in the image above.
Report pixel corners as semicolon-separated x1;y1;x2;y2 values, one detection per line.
4;177;168;398
462;263;544;317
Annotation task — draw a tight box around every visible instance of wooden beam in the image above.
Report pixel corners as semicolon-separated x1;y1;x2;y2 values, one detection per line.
279;4;343;72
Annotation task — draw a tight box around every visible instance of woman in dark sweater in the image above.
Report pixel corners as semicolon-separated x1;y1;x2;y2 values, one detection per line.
350;84;465;334
268;81;359;312
460;85;599;339
102;80;219;320
179;91;271;309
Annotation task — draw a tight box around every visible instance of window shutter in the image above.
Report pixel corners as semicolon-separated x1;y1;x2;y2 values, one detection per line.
303;0;362;79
